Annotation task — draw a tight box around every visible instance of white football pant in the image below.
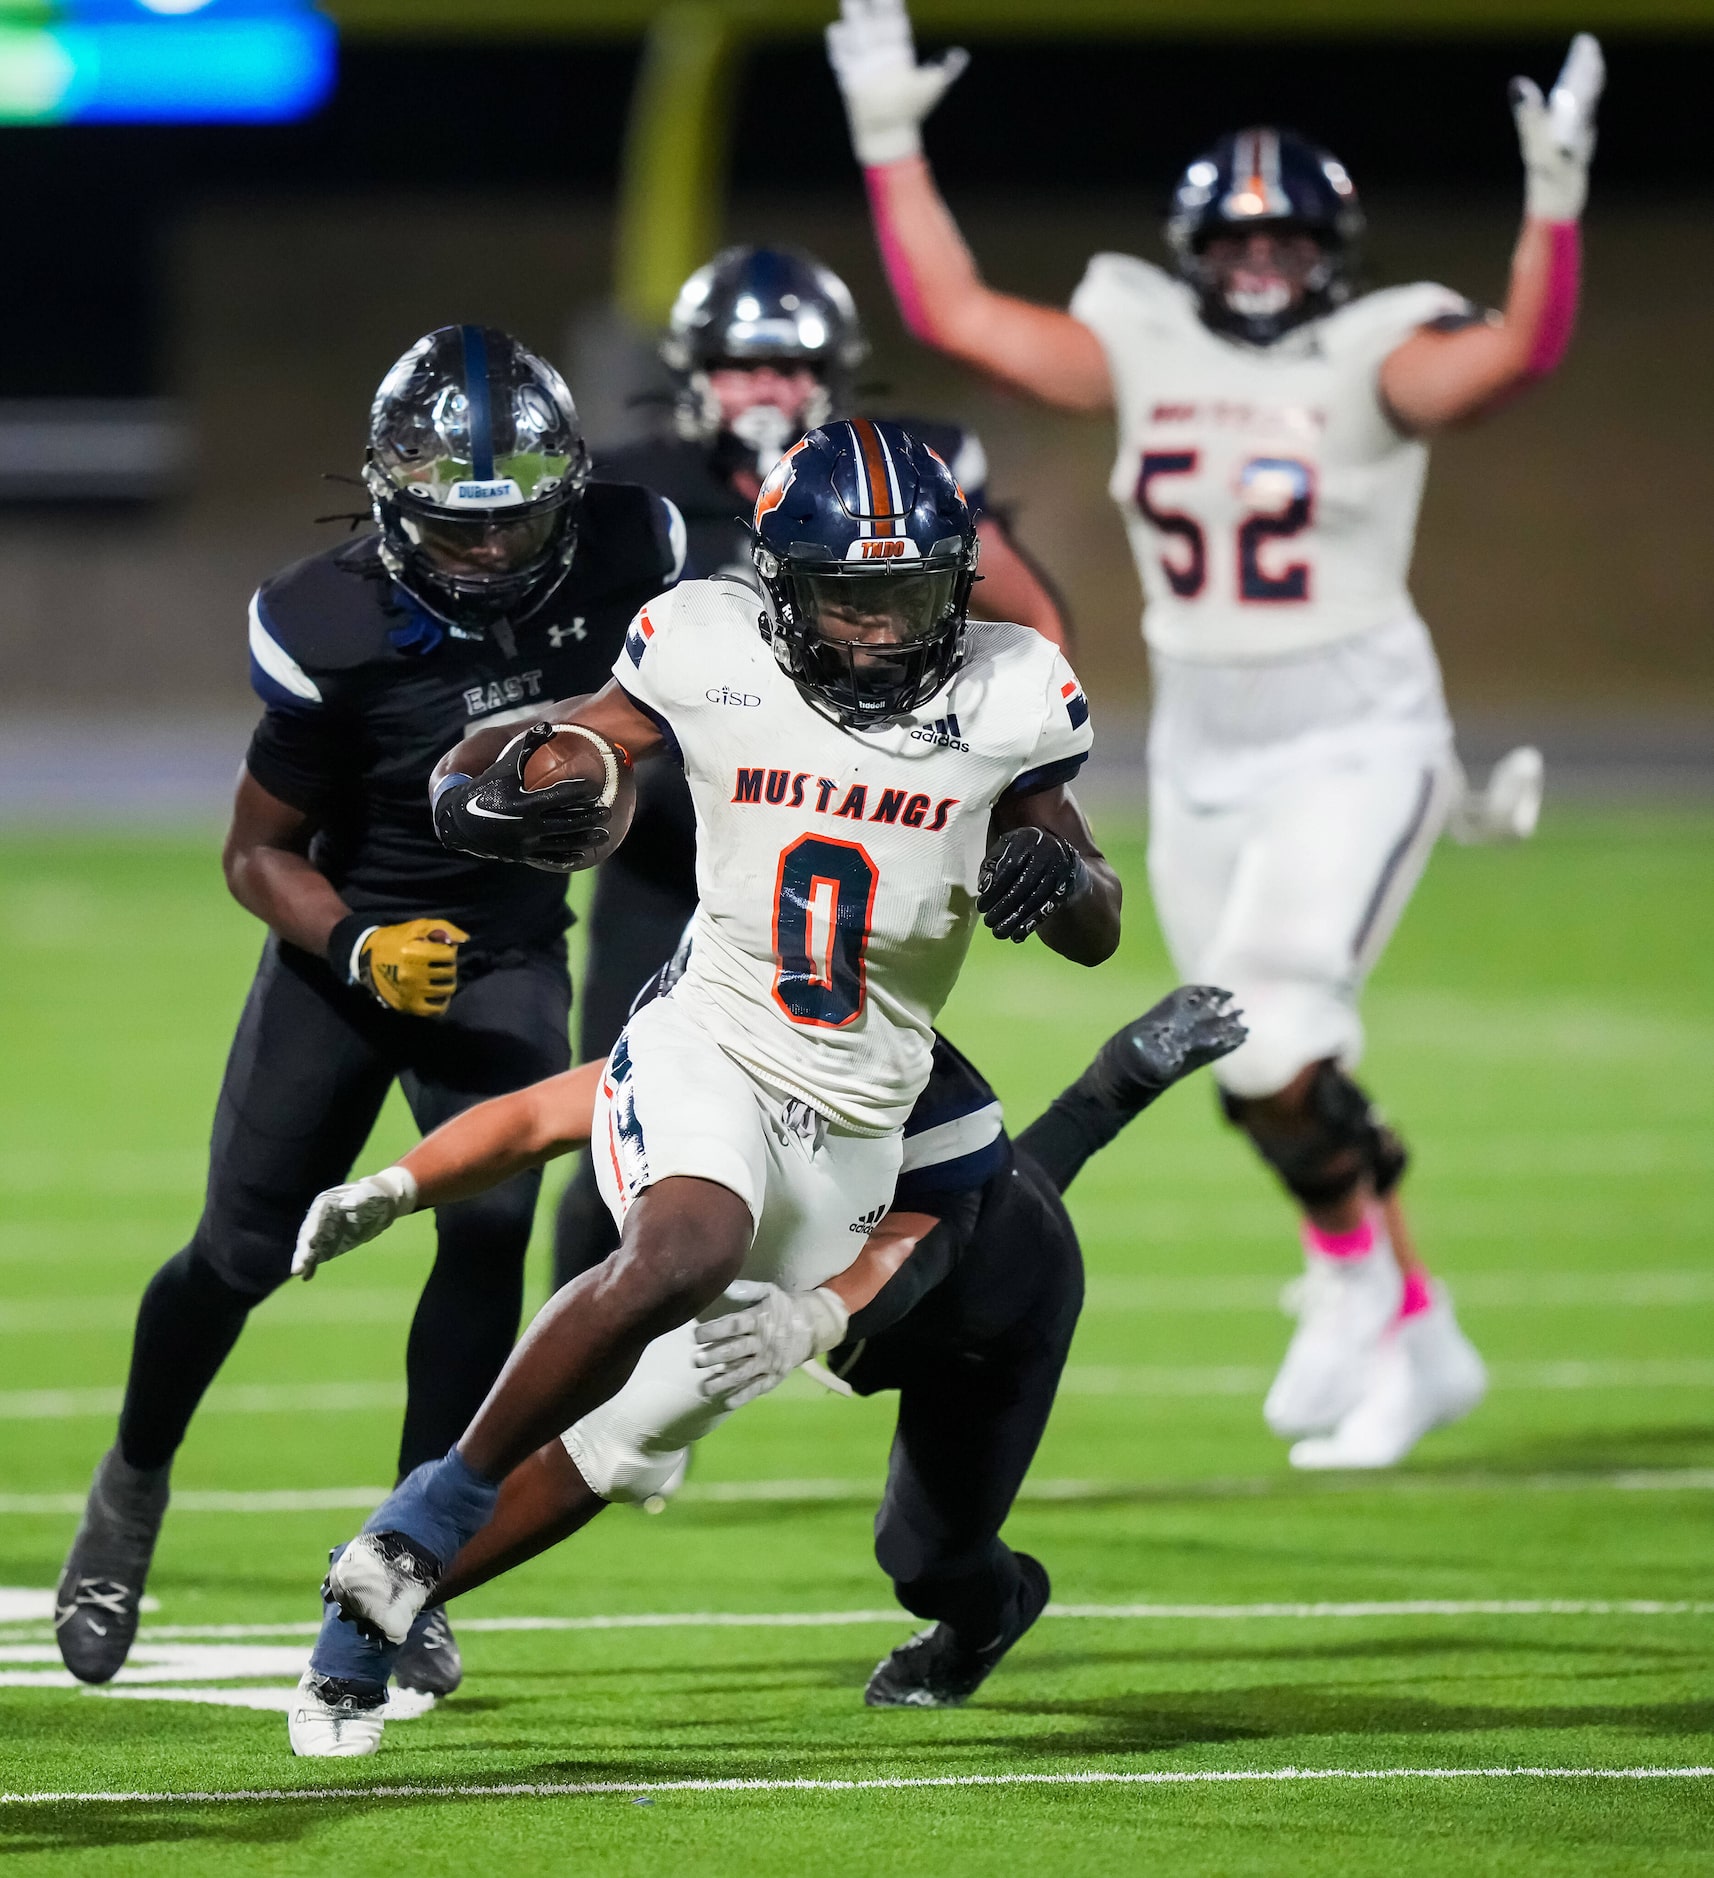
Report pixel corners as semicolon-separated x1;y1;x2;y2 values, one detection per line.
1148;751;1458;1099
573;993;900;1503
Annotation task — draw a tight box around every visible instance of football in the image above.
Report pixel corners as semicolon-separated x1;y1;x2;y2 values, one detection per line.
520;722;638;863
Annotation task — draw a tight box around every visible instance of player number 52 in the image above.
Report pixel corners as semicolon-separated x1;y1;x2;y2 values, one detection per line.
1136;452;1316;604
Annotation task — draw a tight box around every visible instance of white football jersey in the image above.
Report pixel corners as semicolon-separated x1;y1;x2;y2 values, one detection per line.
1070;255;1471;664
612;579;1092;1134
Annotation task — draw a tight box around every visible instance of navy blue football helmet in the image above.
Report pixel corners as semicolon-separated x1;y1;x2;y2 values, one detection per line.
1165;128;1364;345
751;418;977;728
364;324;591;626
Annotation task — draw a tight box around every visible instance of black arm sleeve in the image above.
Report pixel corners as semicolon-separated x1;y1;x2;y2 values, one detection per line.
843;1184;982;1344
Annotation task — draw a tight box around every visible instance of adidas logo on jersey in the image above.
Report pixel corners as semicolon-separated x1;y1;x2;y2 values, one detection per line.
910;712;969;753
849;1205;887;1235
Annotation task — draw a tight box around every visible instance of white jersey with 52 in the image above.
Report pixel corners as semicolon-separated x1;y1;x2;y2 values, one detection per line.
1071;255;1471;665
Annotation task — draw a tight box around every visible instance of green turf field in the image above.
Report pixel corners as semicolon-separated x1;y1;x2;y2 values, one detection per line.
1;811;1710;1874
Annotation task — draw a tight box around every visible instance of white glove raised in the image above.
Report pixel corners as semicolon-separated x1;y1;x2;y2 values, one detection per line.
1511;33;1604;222
291;1165;418;1280
825;0;968;168
692;1279;850;1409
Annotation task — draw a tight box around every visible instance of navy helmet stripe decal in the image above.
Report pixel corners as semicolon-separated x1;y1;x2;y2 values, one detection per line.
460;324;496;481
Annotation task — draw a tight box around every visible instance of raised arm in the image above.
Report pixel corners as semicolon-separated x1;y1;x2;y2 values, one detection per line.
1380;35;1602;434
826;1;1110;412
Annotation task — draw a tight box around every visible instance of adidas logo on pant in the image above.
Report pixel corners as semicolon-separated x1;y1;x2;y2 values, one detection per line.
849;1205;887;1235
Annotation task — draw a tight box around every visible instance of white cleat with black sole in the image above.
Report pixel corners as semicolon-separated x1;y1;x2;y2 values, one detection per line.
1289;1285;1488;1470
324;1531;441;1646
1264;1240;1404;1440
287;1671;388;1757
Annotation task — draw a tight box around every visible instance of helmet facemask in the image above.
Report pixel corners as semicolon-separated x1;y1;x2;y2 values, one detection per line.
757;544;973;728
1189;225;1346;345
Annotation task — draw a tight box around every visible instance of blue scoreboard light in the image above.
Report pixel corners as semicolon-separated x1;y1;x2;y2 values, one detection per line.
0;0;336;124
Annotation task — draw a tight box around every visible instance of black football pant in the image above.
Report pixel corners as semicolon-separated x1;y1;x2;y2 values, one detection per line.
117;935;570;1481
552;847;697;1291
841;1149;1084;1644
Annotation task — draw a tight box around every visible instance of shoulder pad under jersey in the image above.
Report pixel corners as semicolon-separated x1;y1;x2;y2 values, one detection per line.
1320;282;1479;365
572;480;687;603
251;535;397;695
598;437;737;525
1071;253;1198;337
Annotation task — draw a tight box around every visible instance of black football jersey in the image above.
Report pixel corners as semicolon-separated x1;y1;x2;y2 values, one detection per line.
599;420;989;586
243;481;683;954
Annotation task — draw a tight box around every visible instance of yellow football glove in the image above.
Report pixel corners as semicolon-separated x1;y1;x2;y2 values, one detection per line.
352;918;468;1018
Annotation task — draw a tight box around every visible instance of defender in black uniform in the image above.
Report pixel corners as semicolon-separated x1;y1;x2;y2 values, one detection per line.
287;982;1242;1725
55;325;683;1691
555;243;1073;1288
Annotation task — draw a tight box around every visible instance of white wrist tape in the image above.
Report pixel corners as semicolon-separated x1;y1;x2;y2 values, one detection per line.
804;1287;850;1355
372;1164;419;1217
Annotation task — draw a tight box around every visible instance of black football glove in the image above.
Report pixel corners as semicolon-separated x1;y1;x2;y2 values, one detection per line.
977;825;1089;942
1085;985;1248;1110
432;722;611;874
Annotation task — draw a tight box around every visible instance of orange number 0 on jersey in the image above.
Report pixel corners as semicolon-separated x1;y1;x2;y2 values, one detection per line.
1137;452;1316;604
771;835;878;1029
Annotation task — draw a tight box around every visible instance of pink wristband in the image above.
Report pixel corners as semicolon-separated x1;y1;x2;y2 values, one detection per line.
864;164;934;343
1525;220;1581;380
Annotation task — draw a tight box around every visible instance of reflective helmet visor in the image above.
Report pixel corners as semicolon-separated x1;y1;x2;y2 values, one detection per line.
400;506;562;581
789;566;959;646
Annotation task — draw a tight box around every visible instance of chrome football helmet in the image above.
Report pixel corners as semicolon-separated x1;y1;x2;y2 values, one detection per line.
364;324;591;625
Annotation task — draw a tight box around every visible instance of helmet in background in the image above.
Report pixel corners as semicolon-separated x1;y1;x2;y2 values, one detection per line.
751;418;977;728
1166;128;1364;345
663;246;868;469
365;324;591;626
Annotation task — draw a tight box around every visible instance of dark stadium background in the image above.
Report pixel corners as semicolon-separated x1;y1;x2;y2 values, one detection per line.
0;28;1708;785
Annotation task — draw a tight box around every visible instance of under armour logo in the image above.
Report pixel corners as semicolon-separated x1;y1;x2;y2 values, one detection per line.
548;618;587;649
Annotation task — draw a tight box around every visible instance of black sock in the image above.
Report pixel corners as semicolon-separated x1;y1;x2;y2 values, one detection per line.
117;1247;254;1472
1015;1082;1144;1195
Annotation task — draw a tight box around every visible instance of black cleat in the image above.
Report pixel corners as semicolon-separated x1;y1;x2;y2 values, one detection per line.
1087;987;1247;1111
865;1553;1050;1709
55;1447;171;1684
394;1604;463;1697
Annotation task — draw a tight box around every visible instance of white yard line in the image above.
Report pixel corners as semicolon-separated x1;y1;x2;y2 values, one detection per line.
1;1767;1710;1806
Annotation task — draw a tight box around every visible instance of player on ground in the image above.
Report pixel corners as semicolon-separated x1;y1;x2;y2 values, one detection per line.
557;243;1070;1293
285;418;1121;1745
827;0;1603;1467
286;975;1243;1748
54;327;684;1692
